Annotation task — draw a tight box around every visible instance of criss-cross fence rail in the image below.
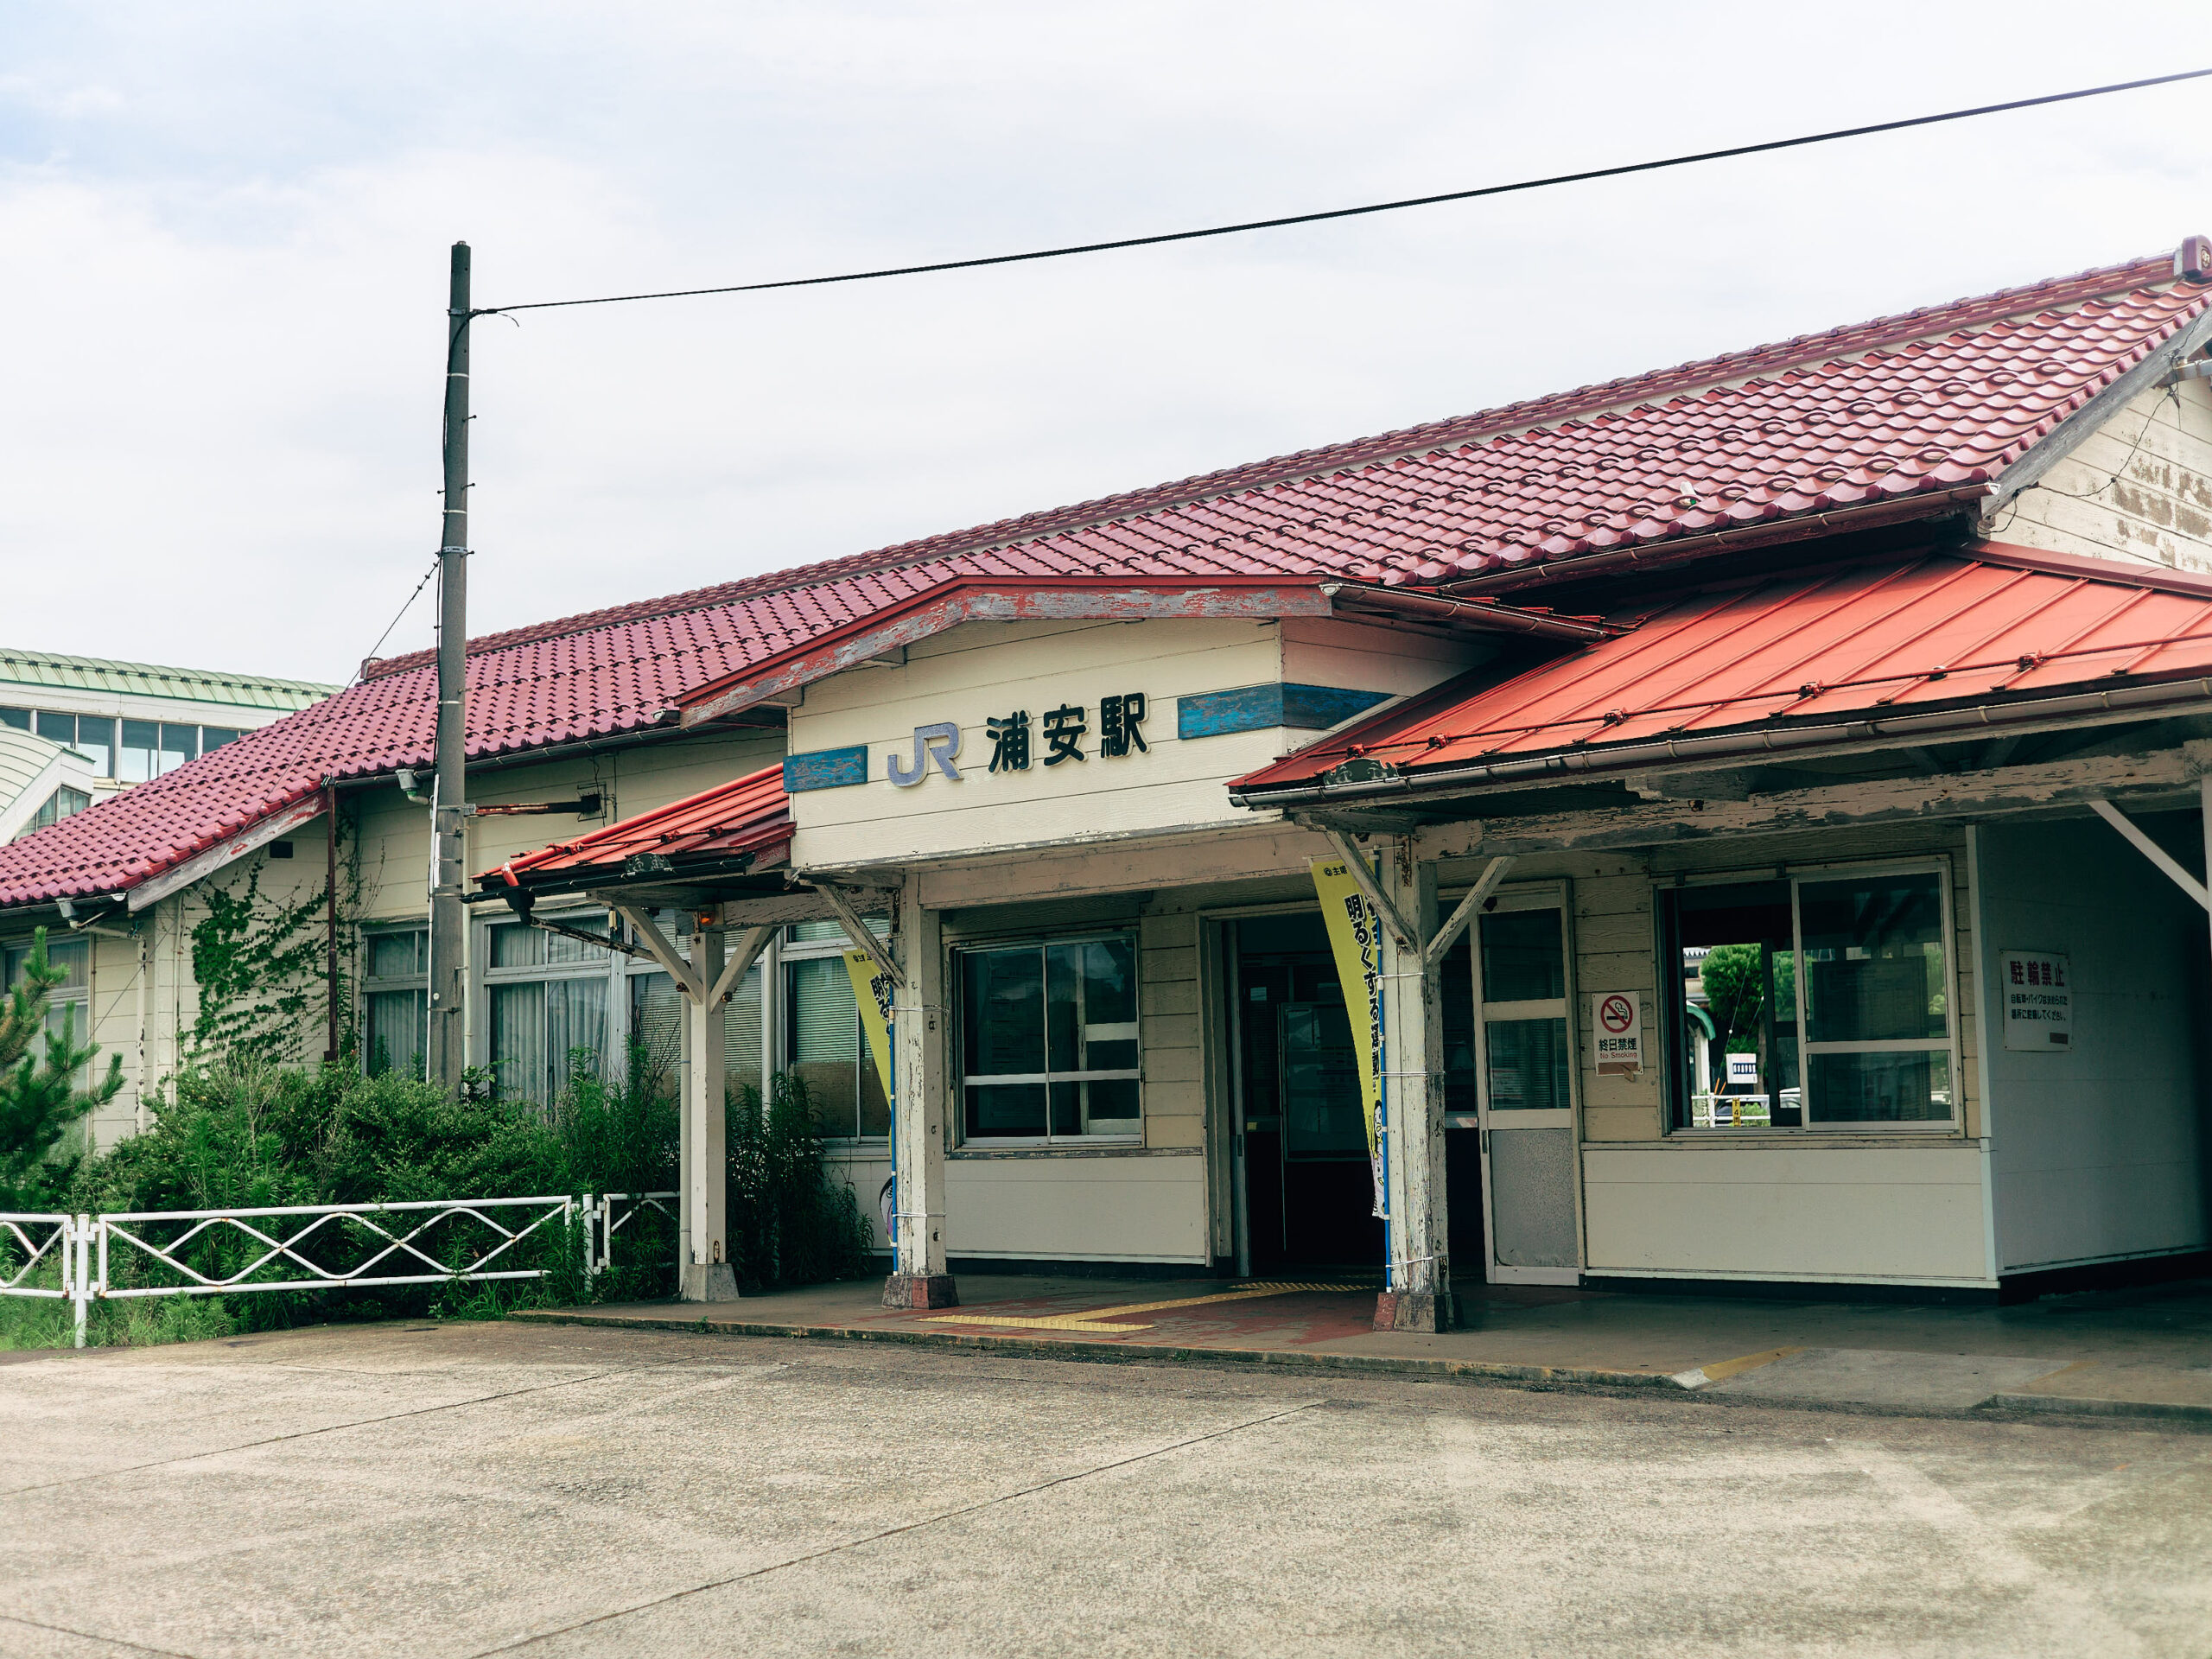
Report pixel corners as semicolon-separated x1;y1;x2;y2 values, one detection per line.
1;1190;677;1348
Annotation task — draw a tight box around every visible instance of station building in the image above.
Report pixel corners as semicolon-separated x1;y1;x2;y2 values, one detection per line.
5;243;2212;1313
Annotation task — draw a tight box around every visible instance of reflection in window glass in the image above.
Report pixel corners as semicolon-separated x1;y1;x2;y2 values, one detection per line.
1799;872;1947;1043
200;726;241;752
629;963;764;1098
1440;945;1476;1115
118;720;158;783
960;934;1141;1141
1481;909;1567;1002
785;955;887;1139
73;717;113;776
1808;1051;1952;1124
158;724;197;774
1484;1018;1572;1111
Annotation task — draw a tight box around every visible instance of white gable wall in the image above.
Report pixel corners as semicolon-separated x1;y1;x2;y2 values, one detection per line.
1993;378;2212;573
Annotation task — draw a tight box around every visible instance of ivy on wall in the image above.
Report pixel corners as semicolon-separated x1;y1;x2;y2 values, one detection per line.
188;804;365;1066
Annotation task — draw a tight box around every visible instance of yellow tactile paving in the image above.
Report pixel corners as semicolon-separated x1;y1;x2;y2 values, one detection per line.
921;1281;1358;1333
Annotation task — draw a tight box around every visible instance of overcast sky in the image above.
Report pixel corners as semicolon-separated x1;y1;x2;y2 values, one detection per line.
5;3;2212;683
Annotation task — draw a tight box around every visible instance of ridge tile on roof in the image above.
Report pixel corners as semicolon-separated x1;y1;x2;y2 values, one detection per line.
9;246;2209;912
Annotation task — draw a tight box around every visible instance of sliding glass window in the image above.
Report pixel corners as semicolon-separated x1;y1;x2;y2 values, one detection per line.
957;933;1139;1144
1659;862;1955;1131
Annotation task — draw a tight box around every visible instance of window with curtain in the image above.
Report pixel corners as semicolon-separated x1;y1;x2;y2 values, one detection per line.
957;933;1139;1143
361;927;426;1079
627;960;763;1097
484;917;611;1105
785;953;889;1139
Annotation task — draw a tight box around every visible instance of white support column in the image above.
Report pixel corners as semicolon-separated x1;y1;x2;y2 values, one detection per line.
679;925;737;1301
884;873;957;1308
1376;840;1452;1332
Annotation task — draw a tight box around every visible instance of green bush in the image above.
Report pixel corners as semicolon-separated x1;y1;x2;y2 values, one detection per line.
3;1048;869;1348
728;1072;872;1293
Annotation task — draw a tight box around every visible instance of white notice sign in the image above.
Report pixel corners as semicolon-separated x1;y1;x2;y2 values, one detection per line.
1725;1052;1760;1088
2000;950;2072;1051
1593;991;1643;1075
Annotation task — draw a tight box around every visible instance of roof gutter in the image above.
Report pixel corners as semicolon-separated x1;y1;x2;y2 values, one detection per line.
1429;488;1990;597
1230;674;2212;811
1319;582;1618;642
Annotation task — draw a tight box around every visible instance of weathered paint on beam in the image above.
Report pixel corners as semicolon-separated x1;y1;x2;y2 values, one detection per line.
126;793;329;912
782;746;868;792
1178;683;1393;739
1415;747;2202;858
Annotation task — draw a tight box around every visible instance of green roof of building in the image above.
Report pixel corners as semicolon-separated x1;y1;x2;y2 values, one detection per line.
0;648;339;713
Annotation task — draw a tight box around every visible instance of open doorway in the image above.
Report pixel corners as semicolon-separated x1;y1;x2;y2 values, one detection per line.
1233;912;1383;1273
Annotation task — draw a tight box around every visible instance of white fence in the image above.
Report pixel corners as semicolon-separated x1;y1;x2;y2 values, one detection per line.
0;1191;677;1349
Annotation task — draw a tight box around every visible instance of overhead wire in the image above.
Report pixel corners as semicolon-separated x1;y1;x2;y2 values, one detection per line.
350;559;442;685
474;67;2212;317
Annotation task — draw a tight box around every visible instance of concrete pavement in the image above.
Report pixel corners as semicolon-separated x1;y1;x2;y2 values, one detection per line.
3;1319;2209;1656
518;1271;2212;1422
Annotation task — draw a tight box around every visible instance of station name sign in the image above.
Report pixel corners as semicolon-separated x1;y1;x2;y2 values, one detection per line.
887;693;1153;787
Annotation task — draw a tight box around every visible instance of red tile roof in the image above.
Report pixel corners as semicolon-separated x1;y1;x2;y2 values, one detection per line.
479;765;790;887
3;247;2204;910
1230;543;2212;798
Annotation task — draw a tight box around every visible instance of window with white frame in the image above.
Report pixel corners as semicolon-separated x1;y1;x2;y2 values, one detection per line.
3;933;91;1054
1660;862;1955;1130
483;915;613;1104
361;926;426;1078
781;920;888;1140
957;932;1139;1143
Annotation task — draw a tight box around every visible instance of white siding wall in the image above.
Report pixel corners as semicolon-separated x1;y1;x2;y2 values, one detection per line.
1441;825;1996;1285
1976;813;2209;1273
1993;378;2212;573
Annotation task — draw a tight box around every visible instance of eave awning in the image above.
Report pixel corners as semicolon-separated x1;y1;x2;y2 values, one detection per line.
474;764;792;899
1230;543;2212;810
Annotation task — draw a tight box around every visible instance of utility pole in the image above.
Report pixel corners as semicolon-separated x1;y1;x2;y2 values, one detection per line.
426;240;472;1092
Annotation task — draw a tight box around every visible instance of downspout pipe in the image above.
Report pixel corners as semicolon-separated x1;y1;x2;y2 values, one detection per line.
325;780;340;1065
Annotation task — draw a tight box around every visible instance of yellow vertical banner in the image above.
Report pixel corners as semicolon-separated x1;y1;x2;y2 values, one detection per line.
843;948;896;1103
1309;855;1386;1216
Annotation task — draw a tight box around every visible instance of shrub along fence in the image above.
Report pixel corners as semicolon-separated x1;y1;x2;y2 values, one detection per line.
1;1190;674;1347
2;1056;872;1350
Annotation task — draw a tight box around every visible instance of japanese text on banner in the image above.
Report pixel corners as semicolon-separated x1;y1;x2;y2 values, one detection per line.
1309;856;1386;1217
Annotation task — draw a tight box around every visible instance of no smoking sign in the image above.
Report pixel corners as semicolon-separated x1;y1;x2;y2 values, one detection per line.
1592;991;1643;1075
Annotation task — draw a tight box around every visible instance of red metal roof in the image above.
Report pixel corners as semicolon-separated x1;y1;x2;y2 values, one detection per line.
480;765;790;887
1232;543;2212;797
2;248;2203;910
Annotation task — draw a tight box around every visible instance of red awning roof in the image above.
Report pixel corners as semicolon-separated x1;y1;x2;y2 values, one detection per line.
1231;543;2212;800
479;765;791;888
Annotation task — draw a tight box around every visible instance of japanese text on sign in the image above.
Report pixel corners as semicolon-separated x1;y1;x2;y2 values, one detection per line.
1999;950;2072;1051
901;693;1152;784
1593;991;1643;1075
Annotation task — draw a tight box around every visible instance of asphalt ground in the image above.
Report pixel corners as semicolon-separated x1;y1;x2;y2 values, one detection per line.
4;1320;2210;1657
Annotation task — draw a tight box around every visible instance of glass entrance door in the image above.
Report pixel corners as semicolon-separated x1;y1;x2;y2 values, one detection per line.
1471;893;1581;1285
1233;914;1383;1274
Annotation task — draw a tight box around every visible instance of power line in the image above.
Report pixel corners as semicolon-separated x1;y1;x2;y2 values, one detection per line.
349;558;441;684
479;67;2212;317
